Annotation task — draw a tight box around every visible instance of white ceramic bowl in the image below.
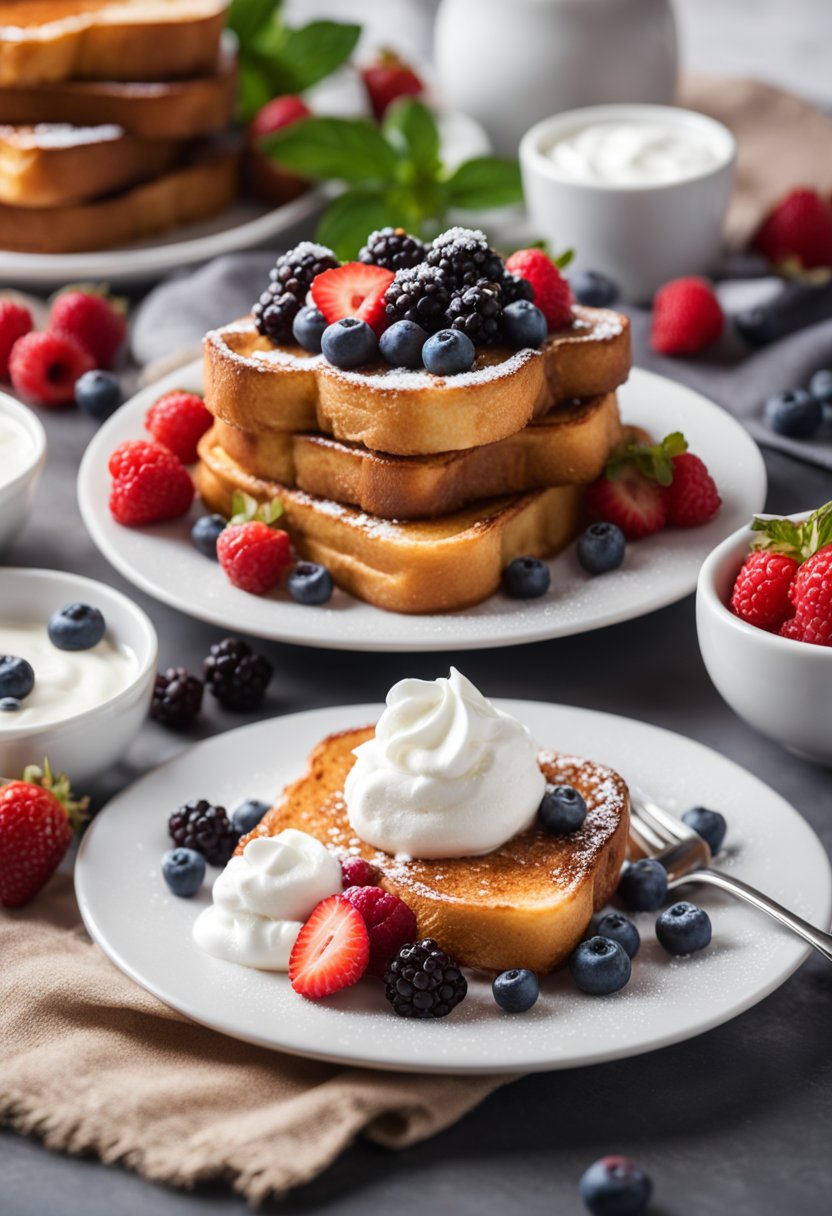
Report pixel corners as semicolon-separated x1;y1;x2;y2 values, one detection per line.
696;514;832;766
0;393;46;556
520;104;736;302
0;568;158;787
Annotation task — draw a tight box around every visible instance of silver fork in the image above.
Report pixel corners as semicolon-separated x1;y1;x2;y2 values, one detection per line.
629;794;832;963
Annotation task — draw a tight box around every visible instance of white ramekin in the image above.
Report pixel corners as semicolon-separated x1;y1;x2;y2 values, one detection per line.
0;393;46;556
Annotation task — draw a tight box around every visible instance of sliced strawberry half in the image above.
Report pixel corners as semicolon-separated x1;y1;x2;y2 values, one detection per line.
310;262;394;335
289;894;370;998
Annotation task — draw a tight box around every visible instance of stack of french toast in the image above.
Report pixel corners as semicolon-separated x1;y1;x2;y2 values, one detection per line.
195;228;633;614
0;0;238;253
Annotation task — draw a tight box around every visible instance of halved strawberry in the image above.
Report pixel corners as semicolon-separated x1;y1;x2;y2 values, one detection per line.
585;466;670;540
289;894;370;998
310;262;394;335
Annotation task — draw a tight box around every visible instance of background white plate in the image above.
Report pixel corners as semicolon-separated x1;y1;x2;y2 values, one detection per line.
74;700;832;1075
77;364;767;651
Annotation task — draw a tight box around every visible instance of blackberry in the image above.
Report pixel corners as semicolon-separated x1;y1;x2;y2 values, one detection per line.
252;242;338;343
426;226;504;289
500;271;534;306
151;667;204;730
203;637;273;711
358;226;426;272
383;265;451;334
384;938;467;1019
168;799;237;867
445;278;503;344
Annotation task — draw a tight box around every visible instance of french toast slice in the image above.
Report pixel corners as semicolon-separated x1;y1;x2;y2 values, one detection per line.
0;1;227;86
242;727;630;973
195;428;588;614
212;391;622;520
203;306;631;456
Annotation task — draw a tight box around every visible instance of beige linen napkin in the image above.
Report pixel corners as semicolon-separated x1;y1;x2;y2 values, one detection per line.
0;875;511;1201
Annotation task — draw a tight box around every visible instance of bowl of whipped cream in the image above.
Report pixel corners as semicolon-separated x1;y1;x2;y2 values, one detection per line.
520;103;736;301
0;392;46;556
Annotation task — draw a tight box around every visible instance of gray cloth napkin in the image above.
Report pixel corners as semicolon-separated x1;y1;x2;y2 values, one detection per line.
131;252;832;470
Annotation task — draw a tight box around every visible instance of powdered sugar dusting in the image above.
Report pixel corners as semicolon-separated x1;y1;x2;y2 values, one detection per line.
1;122;124;148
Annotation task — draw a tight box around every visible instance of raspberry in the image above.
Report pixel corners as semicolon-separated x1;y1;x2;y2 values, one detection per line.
9;330;93;407
203;638;273;711
145;390;212;464
108;440;194;526
730;551;799;631
789;543;832;646
0;300;32;378
151;667;204;729
755;188;832;271
779;616;803;640
505;248;572;330
340;856;380;888
651;277;723;356
342;885;418;977
49;290;126;368
667;453;721;527
216;521;292;595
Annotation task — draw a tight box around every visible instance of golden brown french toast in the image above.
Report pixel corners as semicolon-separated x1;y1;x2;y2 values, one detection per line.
243;727;630;973
203;306;631;456
195;428;588;614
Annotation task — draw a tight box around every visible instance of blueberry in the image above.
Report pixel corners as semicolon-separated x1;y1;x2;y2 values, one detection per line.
161;847;206;898
292;305;328;354
0;655;35;700
656;901;712;955
539;784;587;834
379;319;428;368
577;522;626;575
191;513;226;560
734;307;779;348
809;368;832;405
763;388;822;438
492;968;539;1013
569;936;631;995
422;328;476;376
321;317;378;369
0;697;21;712
47;603;106;651
580;1156;652;1216
502;300;547;349
594;911;640;959
503;556;551;599
570;270;619;309
74;369;121;420
286;561;333;605
682;805;727;855
617;858;667;911
231;798;270;836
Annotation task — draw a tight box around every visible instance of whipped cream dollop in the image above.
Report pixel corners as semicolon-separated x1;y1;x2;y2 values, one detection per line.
345;668;545;859
192;829;341;970
546;121;723;186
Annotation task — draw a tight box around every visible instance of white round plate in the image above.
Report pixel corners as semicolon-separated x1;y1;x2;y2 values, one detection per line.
75;700;832;1075
77;363;767;651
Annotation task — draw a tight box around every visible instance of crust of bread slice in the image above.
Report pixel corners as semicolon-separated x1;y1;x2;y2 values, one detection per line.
243;727;630;973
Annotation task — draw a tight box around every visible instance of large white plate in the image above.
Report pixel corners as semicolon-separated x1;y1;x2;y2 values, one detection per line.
75;700;832;1075
77;363;767;651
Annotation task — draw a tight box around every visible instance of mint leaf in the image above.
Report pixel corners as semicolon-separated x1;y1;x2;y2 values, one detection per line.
444;156;523;209
383;98;440;178
271;20;361;93
229;492;284;526
554;248;574;270
316;189;396;261
227;0;280;45
605;431;688;486
750;499;832;561
237;57;274;121
263;117;398;184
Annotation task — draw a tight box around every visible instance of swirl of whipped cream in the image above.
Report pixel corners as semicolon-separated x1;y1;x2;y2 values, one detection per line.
192;829;341;970
345;668;545;859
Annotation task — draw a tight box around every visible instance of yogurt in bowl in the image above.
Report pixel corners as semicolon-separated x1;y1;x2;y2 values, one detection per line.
0;393;46;555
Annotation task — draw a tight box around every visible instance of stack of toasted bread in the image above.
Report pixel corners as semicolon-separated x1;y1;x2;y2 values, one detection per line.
195;303;632;614
0;0;239;253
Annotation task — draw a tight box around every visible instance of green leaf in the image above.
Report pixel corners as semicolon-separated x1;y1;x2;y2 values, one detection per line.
383;98;440;177
227;0;281;45
263;117;398;184
316;189;398;261
750;499;832;561
229;492;284;526
606;431;688;486
271;20;361;93
444;156;523;209
237;58;275;122
554;248;574;270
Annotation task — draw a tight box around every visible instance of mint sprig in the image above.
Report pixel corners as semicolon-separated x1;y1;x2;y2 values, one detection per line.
229;492;284;527
605;432;688;487
749;499;832;562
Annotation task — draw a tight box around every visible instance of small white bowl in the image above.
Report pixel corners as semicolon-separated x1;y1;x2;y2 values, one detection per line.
0;393;46;556
696;515;832;766
0;568;158;787
520;104;736;302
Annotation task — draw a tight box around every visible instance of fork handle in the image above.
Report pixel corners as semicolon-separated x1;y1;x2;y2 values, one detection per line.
671;868;832;963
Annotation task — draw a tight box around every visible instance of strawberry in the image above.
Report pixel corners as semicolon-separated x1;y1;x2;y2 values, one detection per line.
145;389;212;464
585;432;689;540
289;893;370;998
217;521;292;595
248;95;311;206
789;543;832;646
9;329;93;407
361;50;423;121
651;276;723;356
342;885;418;977
310;262;394;335
0;762;88;908
730;551;799;631
249;95;311;140
108;439;194;526
340;856;380;889
505;249;572;330
49;289;127;368
754;188;832;272
0;299;33;379
666;452;721;527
